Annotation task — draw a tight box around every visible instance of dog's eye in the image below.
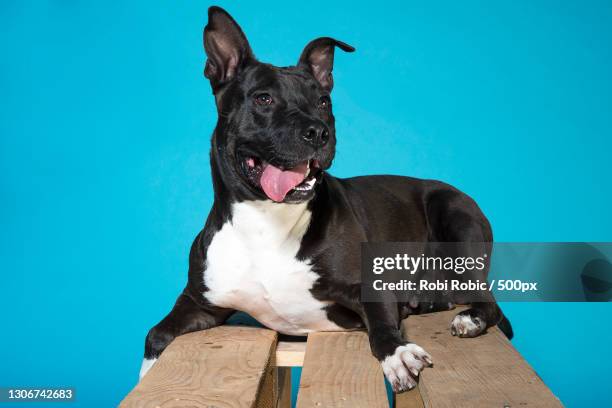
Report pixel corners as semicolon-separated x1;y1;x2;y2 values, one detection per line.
318;95;331;110
254;93;274;106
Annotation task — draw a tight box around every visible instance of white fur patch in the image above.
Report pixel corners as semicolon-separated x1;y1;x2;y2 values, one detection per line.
139;358;157;381
204;200;343;335
450;314;484;337
381;344;432;392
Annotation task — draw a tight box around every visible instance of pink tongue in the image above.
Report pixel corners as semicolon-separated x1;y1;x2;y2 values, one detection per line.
260;162;308;202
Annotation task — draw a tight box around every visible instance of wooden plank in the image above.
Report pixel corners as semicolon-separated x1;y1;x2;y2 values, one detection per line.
399;308;563;408
296;331;388;408
255;349;277;408
120;326;278;408
276;367;292;408
276;340;306;367
394;387;425;408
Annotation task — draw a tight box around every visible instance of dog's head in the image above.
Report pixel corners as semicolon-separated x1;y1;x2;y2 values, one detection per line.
203;6;353;204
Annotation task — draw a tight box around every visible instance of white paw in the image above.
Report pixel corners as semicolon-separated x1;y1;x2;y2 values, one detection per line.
381;344;432;393
450;314;486;338
139;358;157;381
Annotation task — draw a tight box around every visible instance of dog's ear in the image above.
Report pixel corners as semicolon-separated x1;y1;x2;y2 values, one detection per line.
203;6;254;91
298;37;355;91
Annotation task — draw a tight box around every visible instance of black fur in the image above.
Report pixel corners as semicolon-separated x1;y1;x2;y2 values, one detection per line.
142;6;512;391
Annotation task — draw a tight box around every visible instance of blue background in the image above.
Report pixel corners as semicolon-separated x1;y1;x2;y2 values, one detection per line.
1;1;611;406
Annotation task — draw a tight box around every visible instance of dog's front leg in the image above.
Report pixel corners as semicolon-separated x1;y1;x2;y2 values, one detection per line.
362;301;432;393
140;290;233;380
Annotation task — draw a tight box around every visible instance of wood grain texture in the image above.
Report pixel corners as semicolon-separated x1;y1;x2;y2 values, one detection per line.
400;308;563;408
120;326;277;408
296;331;388;408
276;368;292;408
255;351;277;408
276;341;306;367
394;387;425;408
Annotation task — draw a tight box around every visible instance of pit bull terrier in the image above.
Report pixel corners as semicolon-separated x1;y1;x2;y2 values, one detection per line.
139;6;512;392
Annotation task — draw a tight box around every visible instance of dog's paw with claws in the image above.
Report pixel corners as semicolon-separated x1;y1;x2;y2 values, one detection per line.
381;343;433;393
450;312;486;337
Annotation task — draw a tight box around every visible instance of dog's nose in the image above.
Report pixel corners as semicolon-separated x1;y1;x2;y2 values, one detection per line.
303;125;329;147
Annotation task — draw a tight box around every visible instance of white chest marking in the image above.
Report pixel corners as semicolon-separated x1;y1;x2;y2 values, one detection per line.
204;200;343;335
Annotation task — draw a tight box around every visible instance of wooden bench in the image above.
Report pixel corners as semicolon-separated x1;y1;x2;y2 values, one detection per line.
121;308;562;407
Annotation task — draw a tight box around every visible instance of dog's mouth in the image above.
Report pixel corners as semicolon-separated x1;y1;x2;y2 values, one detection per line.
242;156;322;202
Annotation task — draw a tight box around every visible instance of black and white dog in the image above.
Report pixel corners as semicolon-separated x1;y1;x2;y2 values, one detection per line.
140;6;512;393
